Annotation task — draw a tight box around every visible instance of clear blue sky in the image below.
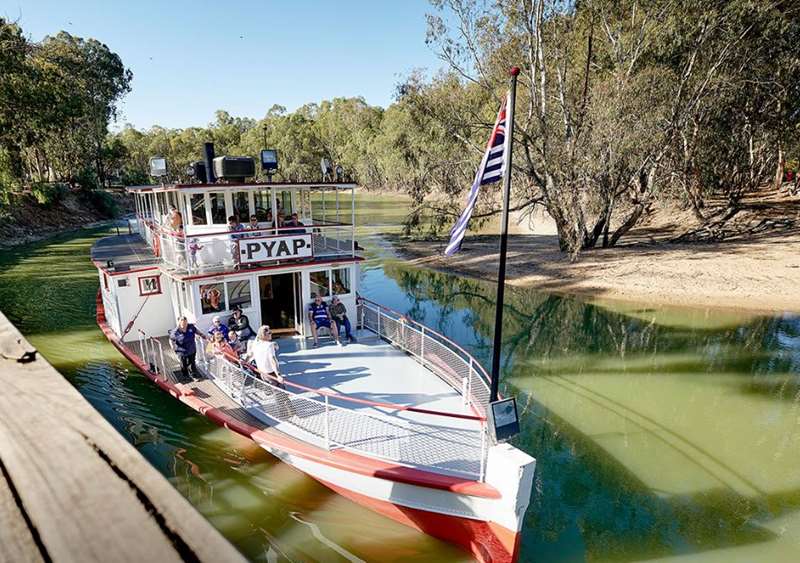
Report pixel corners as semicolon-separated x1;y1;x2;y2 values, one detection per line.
5;0;443;129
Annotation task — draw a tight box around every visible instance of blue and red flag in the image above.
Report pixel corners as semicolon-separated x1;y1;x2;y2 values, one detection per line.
444;96;508;256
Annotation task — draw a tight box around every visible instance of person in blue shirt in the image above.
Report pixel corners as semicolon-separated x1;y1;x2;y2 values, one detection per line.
208;315;229;340
308;294;340;347
170;316;202;380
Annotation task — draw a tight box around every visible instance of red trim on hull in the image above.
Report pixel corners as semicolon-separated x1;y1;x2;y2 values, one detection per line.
95;291;516;559
318;477;519;563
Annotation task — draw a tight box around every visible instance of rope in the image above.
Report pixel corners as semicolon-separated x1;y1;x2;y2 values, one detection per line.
122;295;151;337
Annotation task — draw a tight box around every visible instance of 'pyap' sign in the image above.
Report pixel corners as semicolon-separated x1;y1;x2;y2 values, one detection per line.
239;234;313;263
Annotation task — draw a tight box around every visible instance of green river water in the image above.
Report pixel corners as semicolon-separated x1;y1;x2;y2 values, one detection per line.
1;198;799;562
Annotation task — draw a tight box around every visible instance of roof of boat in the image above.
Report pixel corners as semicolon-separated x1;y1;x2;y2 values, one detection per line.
126;181;358;193
91;234;160;274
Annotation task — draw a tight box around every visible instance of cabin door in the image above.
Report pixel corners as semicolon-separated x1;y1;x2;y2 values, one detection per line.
258;273;300;334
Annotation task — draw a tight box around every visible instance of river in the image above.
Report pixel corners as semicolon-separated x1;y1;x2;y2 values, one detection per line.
1;206;799;562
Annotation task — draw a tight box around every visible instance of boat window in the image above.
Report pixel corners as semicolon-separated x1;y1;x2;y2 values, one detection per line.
209;192;227;224
278;190;292;215
156;193;167;222
309;270;330;298
232;191;249;222
199;283;226;314
254;190;271;221
190;194;207;225
331;268;350;295
226;279;251;310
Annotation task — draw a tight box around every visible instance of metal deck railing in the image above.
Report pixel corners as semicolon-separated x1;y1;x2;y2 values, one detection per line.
137;218;355;274
134;300;494;481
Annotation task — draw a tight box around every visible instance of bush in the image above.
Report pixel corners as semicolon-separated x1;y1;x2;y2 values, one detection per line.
84;189;118;218
30;182;68;206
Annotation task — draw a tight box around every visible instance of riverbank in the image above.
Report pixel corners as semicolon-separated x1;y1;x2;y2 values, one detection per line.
392;228;800;316
0;189;130;248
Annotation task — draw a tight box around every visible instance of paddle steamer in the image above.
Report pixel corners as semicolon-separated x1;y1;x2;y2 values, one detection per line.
92;168;536;562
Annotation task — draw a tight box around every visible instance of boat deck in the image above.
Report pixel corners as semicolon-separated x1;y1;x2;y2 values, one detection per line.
149;331;484;479
91;234;160;272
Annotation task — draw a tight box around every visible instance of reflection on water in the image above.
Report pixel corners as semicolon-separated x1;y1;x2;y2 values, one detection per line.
1;227;799;562
367;259;800;562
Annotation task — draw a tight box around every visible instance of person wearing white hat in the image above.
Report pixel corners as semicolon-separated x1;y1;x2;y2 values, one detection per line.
209;315;229;340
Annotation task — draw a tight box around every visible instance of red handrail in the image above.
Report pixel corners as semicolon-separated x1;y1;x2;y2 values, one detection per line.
199;334;487;422
147;219;351;239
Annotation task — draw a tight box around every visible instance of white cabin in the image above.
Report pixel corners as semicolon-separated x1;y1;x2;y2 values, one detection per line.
94;181;359;342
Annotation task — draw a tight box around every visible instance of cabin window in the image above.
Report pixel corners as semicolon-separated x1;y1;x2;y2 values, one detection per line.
199;283;226;314
331;268;350;295
309;270;330;298
209;192;226;224
103;272;109;291
226;279;251;310
254;190;271;221
277;190;293;215
155;193;168;222
232;192;249;222
190;194;207;225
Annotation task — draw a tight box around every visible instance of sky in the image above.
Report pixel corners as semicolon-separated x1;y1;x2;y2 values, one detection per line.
4;0;444;130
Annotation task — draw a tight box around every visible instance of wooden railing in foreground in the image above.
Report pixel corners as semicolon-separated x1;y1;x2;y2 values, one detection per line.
0;311;244;563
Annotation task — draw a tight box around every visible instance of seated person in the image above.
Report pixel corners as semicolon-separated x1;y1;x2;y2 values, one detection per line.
308;294;340;347
208;315;229;340
206;330;235;358
329;295;355;342
284;213;306;234
227;330;247;356
227;306;253;340
248;214;260;231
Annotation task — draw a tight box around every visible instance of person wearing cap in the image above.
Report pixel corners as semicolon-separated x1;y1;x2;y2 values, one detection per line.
308;294;340;347
329;296;355;343
228;306;253;340
170;316;201;380
209;315;229;340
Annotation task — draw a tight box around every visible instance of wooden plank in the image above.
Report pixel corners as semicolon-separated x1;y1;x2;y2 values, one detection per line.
0;311;246;563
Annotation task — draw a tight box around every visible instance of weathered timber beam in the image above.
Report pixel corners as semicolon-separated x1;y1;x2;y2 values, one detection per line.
0;311;245;563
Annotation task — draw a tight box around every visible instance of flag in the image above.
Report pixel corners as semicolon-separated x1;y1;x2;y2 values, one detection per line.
444;96;508;256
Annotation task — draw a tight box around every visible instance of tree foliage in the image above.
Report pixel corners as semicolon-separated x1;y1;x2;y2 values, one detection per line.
414;0;800;253
0;18;132;197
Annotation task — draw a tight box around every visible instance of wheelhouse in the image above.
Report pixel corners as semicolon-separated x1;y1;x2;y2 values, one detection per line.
96;181;360;341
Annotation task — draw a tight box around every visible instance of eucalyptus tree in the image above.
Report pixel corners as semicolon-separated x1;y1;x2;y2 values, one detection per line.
415;0;799;253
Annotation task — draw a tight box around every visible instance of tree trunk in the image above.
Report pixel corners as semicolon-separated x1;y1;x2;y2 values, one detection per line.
773;141;784;191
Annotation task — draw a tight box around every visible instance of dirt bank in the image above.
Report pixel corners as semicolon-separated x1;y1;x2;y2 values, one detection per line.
392;190;800;315
0;190;131;248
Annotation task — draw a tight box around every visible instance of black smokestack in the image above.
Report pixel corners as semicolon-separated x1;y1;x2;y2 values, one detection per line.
203;142;216;184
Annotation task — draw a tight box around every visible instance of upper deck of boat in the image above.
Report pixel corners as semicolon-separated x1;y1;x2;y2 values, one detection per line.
92;231;360;280
91;233;159;273
149;330;484;479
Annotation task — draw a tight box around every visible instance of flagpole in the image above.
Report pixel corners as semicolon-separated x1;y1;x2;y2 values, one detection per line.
489;66;519;403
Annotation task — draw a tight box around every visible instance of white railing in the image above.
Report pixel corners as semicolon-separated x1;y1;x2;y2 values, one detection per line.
143;220;355;274
194;344;488;481
138;330;168;378
358;297;492;417
132;306;492;481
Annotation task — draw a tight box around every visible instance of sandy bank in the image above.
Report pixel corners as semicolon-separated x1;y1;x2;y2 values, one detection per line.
392;231;800;315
